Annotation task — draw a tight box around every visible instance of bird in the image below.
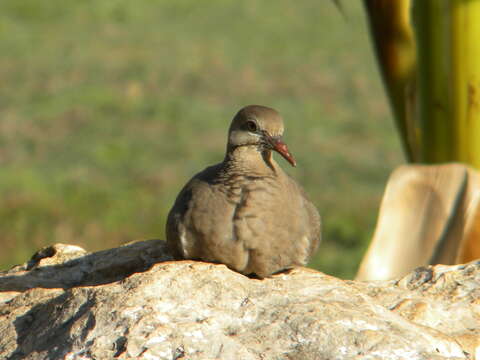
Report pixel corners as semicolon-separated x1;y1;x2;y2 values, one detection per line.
166;105;321;278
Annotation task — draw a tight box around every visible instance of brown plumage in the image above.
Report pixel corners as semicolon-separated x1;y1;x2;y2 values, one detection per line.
166;105;321;278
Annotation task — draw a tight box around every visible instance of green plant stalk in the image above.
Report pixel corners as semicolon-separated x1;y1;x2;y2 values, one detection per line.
363;0;417;161
413;1;454;162
450;0;480;167
414;0;480;166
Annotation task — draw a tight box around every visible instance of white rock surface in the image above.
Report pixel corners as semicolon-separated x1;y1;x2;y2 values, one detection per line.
0;240;478;359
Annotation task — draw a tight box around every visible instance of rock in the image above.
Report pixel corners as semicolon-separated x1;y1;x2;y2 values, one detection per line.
0;240;478;360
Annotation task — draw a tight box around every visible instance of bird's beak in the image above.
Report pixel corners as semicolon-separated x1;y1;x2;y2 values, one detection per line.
264;133;297;167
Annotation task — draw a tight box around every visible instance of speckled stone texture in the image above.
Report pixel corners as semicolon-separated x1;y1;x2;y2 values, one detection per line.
0;240;478;359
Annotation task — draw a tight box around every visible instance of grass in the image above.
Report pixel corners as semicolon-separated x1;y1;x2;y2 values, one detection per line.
0;0;403;279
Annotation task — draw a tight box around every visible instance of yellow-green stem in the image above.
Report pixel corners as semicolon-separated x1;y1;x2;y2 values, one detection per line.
413;1;453;162
450;0;480;167
413;0;480;167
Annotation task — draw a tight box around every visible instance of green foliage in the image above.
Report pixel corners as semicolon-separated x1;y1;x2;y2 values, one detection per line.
0;0;402;278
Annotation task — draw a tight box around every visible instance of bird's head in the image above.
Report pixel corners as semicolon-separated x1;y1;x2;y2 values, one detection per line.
227;105;296;167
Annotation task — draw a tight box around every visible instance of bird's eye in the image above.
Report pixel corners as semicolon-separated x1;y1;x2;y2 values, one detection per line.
246;120;258;132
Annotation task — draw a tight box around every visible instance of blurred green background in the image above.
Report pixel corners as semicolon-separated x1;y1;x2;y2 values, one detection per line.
0;0;403;278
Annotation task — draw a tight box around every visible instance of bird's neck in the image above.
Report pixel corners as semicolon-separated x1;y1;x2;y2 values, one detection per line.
224;145;278;175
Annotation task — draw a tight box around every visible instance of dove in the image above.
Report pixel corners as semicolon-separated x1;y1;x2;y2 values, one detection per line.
166;105;320;278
